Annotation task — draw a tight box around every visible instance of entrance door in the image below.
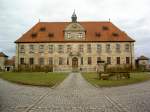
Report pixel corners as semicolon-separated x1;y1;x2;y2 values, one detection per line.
72;57;78;69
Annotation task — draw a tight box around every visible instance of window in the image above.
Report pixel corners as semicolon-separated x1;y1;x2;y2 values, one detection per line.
79;44;84;53
116;57;120;64
81;57;83;65
20;45;25;53
87;44;92;53
95;32;101;37
112;32;119;37
39;58;44;65
31;32;37;38
106;44;111;52
126;57;130;64
97;44;102;53
67;32;71;38
88;57;92;65
20;58;24;64
125;44;130;52
67;57;69;65
116;44;121;52
97;57;101;64
29;45;34;53
58;45;64;53
107;57;111;64
67;45;72;53
142;61;146;65
48;33;54;37
78;33;83;38
49;57;53;65
102;26;109;30
48;45;53;53
39;45;44;53
59;57;63;65
29;58;34;65
40;27;46;32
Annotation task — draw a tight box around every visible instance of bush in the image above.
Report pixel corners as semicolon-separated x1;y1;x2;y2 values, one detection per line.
16;64;53;72
105;65;132;73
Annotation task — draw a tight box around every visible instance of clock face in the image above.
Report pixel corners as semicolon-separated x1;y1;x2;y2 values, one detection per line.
72;24;77;28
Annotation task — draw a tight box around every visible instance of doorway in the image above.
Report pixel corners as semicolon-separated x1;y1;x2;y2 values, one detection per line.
72;57;78;69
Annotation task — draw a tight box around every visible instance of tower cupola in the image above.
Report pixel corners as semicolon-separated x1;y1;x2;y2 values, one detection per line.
71;10;77;22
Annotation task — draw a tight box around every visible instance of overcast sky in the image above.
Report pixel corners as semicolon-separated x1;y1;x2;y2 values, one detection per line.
0;0;150;58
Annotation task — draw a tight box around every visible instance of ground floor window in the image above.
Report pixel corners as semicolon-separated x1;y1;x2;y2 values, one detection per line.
29;58;34;65
97;57;101;64
20;58;24;64
126;57;130;64
39;58;44;65
67;57;69;65
49;57;53;65
88;57;92;65
59;57;63;65
107;57;111;64
81;57;83;65
116;57;120;64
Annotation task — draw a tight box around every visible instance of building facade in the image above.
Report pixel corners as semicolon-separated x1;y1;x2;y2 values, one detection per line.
136;56;149;70
0;52;8;70
15;12;135;72
0;52;15;71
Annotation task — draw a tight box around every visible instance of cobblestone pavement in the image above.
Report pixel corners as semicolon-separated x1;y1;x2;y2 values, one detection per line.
0;73;150;112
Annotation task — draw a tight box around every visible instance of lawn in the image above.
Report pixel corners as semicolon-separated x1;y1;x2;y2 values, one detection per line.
82;72;150;87
0;72;68;87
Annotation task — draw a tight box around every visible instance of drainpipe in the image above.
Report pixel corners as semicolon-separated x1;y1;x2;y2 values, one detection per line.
18;43;19;70
130;42;133;70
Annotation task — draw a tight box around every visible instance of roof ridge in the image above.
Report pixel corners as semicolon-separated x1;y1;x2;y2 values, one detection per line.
39;21;111;23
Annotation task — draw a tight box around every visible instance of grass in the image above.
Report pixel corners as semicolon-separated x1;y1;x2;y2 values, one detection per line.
82;72;150;87
0;72;68;87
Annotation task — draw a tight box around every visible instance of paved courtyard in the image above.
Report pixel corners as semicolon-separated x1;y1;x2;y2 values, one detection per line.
0;73;150;112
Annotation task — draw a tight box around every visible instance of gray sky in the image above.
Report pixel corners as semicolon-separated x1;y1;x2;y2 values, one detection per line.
0;0;150;58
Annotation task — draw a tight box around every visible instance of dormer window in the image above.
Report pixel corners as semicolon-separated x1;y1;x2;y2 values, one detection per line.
95;32;101;37
102;26;109;30
31;32;37;38
40;27;46;32
48;33;54;37
112;32;119;37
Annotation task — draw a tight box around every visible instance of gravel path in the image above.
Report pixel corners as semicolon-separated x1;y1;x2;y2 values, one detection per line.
0;72;150;112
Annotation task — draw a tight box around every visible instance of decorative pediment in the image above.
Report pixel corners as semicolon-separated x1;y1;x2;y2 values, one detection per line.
64;23;86;41
64;23;85;32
